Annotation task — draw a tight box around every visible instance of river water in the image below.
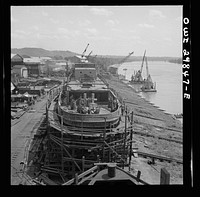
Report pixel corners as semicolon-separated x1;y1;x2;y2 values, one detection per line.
118;61;183;115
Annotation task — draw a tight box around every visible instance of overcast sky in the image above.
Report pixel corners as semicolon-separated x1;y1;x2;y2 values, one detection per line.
11;6;182;57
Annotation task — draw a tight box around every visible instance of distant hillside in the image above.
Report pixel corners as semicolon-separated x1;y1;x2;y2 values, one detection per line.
11;47;181;64
11;47;80;58
97;54;181;63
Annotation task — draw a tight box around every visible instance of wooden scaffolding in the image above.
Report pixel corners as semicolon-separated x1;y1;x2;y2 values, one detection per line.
39;104;134;182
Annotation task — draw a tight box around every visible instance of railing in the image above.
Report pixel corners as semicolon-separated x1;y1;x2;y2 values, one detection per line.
47;84;63;107
60;106;120;123
62;165;99;185
47;109;115;137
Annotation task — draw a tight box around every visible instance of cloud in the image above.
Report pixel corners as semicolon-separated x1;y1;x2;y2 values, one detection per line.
50;35;59;39
138;23;154;28
175;16;182;22
57;27;80;38
11;33;24;39
99;36;111;41
149;9;166;19
35;33;59;40
83;28;98;39
130;35;140;40
67;20;74;25
50;18;60;24
163;37;172;42
111;28;122;33
15;30;31;36
58;27;69;34
35;33;42;39
78;19;91;27
11;29;31;39
106;19;119;26
85;28;98;35
11;16;18;23
90;8;113;16
129;29;136;33
30;25;39;31
42;11;48;17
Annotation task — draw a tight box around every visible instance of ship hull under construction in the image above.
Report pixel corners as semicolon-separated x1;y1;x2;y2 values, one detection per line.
57;62;121;131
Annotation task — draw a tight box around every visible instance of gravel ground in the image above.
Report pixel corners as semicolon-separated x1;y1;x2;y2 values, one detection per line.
105;75;183;184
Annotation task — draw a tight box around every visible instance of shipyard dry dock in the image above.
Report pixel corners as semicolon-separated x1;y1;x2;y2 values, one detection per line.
11;74;183;185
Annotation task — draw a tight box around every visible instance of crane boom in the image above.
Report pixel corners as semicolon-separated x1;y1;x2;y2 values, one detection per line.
140;50;146;73
81;43;89;58
145;56;149;77
118;51;134;65
87;51;93;58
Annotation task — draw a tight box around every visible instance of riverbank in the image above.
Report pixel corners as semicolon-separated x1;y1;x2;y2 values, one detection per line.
104;74;183;184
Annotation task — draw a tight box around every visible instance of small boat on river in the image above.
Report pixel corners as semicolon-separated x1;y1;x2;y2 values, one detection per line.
140;54;157;92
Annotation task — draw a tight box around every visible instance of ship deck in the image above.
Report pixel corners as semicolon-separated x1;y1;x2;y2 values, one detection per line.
48;98;125;137
88;166;139;185
67;77;108;91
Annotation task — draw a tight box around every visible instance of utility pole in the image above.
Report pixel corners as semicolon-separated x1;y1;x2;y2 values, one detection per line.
129;111;133;171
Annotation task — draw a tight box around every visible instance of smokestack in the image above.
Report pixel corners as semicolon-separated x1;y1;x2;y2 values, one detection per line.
91;93;95;103
84;93;87;99
107;163;116;178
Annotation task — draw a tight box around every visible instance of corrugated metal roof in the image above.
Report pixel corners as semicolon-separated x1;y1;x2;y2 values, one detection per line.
11;82;15;91
11;81;17;91
108;64;120;68
55;62;66;66
13;65;27;69
75;68;95;70
23;57;41;63
11;53;23;59
39;57;52;60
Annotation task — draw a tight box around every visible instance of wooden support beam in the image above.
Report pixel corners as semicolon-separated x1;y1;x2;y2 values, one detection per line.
61;116;64;174
82;156;85;172
74;173;78;185
77;166;98;179
62;166;98;185
72;149;75;177
160;168;170;185
97;155;100;163
49;135;82;171
77;172;97;185
136;170;141;182
102;118;106;161
94;162;117;166
129;111;134;171
123;114;127;169
103;141;126;163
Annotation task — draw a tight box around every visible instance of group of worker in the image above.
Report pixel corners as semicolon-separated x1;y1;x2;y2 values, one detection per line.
68;94;100;114
66;93;120;114
108;97;118;112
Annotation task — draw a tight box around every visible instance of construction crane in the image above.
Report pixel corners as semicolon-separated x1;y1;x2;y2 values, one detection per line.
140;54;156;91
118;51;134;65
87;51;93;58
145;56;152;83
130;50;146;83
140;50;146;73
81;43;89;58
108;51;134;75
